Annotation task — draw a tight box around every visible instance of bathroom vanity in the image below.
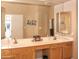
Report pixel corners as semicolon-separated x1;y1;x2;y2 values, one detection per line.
1;1;73;59
1;38;73;59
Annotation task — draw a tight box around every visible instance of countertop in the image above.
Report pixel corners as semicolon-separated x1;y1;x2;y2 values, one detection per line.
1;37;73;49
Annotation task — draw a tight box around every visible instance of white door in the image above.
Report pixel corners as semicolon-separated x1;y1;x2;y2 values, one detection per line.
11;15;23;39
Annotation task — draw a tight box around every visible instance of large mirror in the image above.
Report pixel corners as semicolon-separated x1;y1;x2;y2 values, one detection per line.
1;2;54;39
56;12;71;35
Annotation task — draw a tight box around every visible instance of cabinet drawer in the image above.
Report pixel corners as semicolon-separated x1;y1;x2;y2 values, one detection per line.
62;42;73;47
50;43;63;48
11;47;34;55
35;44;50;50
11;48;24;54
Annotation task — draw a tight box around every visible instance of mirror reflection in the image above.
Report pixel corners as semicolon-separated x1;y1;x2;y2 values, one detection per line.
1;2;54;39
56;12;71;35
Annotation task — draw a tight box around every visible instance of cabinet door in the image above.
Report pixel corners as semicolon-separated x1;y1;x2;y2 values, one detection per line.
14;54;32;59
21;48;35;59
12;54;21;59
63;42;72;59
12;47;35;59
50;47;63;59
1;49;14;59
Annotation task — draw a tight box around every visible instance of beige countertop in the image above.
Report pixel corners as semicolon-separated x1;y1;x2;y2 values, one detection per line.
1;37;73;49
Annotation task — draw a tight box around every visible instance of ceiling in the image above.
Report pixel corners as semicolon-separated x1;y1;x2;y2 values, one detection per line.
1;0;70;5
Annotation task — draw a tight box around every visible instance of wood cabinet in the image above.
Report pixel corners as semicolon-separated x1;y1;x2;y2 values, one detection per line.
50;44;63;59
62;42;73;59
1;49;15;59
1;42;73;59
1;47;35;59
50;47;63;59
50;42;73;59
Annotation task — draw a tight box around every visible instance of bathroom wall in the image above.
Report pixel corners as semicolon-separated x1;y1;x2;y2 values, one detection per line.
38;6;50;37
1;2;53;38
71;0;77;58
1;7;5;39
49;6;54;19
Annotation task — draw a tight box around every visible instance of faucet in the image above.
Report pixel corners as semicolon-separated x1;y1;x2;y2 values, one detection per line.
53;36;57;40
13;37;17;44
33;35;43;42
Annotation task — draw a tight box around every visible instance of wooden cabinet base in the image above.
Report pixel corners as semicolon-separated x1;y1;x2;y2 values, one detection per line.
1;42;73;59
